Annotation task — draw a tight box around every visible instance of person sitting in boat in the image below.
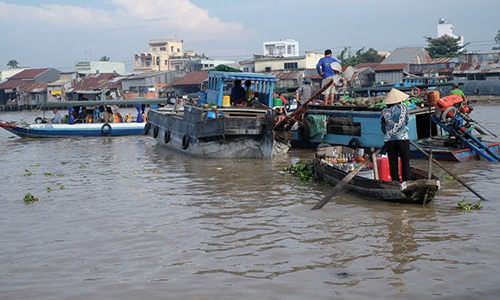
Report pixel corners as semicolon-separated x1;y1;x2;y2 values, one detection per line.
380;88;411;183
75;107;87;123
230;79;245;106
114;111;123;123
124;113;132;123
49;108;62;124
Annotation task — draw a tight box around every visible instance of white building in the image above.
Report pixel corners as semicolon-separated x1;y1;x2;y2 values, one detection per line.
263;39;299;57
437;18;464;46
75;61;126;75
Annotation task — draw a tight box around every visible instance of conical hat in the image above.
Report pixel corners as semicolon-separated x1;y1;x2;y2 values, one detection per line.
383;88;409;105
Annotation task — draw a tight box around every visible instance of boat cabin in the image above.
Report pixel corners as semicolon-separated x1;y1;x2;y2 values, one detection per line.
206;71;276;108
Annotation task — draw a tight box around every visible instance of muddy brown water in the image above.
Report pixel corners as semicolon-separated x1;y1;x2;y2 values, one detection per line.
1;105;500;299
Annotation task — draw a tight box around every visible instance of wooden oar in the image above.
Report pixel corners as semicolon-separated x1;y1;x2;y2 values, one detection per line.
312;146;385;210
409;140;488;201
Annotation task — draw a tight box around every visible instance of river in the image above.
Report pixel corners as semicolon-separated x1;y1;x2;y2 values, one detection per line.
1;105;500;300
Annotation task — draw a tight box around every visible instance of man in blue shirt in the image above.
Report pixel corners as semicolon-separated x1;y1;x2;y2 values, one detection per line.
49;108;62;124
380;89;410;182
316;49;341;105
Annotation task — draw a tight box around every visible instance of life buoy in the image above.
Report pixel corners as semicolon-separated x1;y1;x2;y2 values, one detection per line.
153;125;159;138
411;87;421;97
164;130;170;144
35;117;47;124
182;134;190;150
143;122;151;135
348;138;360;149
101;123;112;135
284;103;291;111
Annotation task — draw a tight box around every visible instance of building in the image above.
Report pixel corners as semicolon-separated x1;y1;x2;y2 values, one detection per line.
453;52;500;81
437;18;464;46
263;39;299;57
75;61;126;75
253;52;323;73
133;39;184;72
65;73;120;101
170;71;208;96
374;47;431;84
0;68;28;81
0;68;60;105
121;71;185;99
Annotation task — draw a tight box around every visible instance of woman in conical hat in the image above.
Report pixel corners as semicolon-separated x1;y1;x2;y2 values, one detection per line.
380;88;410;182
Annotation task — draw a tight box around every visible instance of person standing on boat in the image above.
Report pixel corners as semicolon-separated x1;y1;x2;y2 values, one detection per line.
449;83;472;113
316;49;341;105
295;78;315;107
230;79;245;106
49;108;62;123
380;88;411;182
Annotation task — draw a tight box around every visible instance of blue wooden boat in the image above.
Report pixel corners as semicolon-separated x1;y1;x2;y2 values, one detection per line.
0;121;145;138
146;71;292;158
292;104;499;161
0;98;168;138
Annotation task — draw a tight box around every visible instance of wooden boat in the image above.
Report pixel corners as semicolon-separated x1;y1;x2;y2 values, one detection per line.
146;71;292;158
314;146;440;204
0;98;167;138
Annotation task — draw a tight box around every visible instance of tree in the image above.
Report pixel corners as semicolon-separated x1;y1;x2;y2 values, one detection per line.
424;35;469;58
493;30;500;50
99;56;110;61
336;47;384;67
7;59;19;68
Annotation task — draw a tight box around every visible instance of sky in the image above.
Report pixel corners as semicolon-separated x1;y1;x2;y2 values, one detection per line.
0;0;499;72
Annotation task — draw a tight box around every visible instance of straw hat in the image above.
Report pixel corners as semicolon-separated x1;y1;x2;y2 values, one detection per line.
383;88;409;105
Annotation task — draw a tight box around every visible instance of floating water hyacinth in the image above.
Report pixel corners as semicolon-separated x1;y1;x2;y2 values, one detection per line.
24;193;39;204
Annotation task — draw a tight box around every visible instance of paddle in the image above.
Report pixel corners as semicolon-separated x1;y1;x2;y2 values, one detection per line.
409;140;488;201
312;146;385;210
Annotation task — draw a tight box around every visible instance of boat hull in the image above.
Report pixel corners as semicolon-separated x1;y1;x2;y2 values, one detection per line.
314;146;440;204
0;122;145;138
147;107;291;159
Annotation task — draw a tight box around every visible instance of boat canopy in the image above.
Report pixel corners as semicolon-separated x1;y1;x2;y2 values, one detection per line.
37;98;170;109
207;71;276;107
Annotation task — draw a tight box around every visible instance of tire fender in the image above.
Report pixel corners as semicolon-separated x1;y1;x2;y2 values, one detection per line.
101;123;112;135
153;125;159;138
143;122;151;135
182;134;190;150
348;138;360;149
164;130;171;144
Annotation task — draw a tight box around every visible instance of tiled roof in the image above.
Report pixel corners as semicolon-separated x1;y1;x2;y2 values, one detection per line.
9;68;51;79
171;71;208;86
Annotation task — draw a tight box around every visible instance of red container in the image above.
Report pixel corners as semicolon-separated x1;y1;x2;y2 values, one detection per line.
376;156;401;181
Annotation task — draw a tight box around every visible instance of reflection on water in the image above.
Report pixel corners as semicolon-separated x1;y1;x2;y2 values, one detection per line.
1;106;500;299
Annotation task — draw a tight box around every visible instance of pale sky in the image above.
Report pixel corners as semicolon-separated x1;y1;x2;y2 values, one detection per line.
0;0;498;72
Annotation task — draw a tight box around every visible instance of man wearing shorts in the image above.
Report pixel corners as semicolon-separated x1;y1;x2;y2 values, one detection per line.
316;49;341;105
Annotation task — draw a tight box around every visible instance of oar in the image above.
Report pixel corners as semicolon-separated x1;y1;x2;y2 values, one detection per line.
409;140;488;201
312;146;385;210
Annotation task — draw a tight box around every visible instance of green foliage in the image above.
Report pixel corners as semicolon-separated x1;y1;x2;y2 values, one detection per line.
282;160;316;181
100;56;110;61
457;199;482;211
24;169;33;177
7;59;19;68
23;193;39;204
424;35;469;58
337;47;384;67
47;187;53;193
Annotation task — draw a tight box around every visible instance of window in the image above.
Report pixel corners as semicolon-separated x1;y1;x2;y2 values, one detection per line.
265;67;272;72
160;47;166;51
171;46;174;52
177;48;180;53
165;60;168;65
284;62;298;70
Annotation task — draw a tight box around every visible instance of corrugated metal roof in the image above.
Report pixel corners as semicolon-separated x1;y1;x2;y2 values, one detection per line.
268;70;302;80
47;78;72;86
381;47;431;65
10;68;51;79
453;61;500;74
19;82;47;93
171;71;208;86
375;63;408;71
430;57;456;63
0;79;30;89
353;62;380;69
125;71;171;80
68;73;117;92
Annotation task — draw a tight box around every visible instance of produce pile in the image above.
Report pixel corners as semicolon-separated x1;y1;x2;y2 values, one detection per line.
335;95;424;109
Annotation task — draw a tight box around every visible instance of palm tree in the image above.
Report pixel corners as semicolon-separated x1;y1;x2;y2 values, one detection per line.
7;59;19;68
